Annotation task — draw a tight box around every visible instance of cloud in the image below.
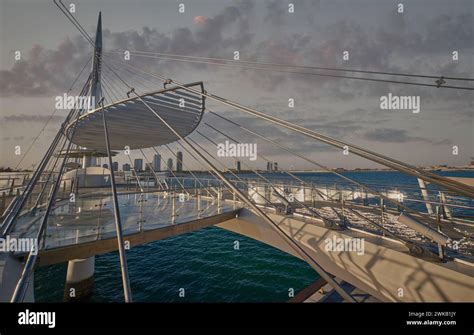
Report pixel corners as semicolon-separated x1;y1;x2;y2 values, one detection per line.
2;136;25;141
1;1;256;97
362;128;428;143
433;138;452;145
106;1;255;57
3;114;64;123
0;36;91;96
419;14;472;53
194;16;206;25
202;111;357;157
264;0;321;26
1;1;472;106
264;0;287;26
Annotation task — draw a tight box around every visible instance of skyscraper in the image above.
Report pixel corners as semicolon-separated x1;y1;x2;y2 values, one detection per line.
134;158;143;172
167;158;173;171
266;161;273;172
273;162;278;171
176;151;183;172
153;154;161;172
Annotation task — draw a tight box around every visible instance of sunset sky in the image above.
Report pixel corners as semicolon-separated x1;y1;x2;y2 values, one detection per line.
1;0;472;170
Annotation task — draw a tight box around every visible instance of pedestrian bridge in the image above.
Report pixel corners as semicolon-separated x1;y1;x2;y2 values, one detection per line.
3;9;473;305
3;183;473;303
8;189;240;265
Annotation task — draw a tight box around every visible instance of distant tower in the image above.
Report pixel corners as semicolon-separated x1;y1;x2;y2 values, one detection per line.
153;154;161;171
134;158;143;172
64;12;103;304
123;163;131;171
167;158;174;171
176;151;183;172
266;162;273;172
76;13;102;170
273;162;278;171
88;12;102;111
236;160;241;172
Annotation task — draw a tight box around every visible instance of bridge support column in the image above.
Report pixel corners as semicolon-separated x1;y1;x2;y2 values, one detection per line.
64;257;95;301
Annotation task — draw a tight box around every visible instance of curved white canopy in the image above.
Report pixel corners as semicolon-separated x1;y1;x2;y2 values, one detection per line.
67;82;205;150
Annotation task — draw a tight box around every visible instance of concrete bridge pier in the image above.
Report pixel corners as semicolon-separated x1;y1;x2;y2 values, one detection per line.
64;257;95;301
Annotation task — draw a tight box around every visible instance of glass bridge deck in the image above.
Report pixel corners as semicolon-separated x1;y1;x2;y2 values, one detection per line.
8;192;236;251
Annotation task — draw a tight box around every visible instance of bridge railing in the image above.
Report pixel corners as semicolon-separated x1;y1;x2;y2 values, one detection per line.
161;175;474;218
147;175;474;259
6;189;235;252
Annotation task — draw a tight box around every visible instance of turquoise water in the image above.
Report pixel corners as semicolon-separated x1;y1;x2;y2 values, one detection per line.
34;170;474;302
35;226;316;302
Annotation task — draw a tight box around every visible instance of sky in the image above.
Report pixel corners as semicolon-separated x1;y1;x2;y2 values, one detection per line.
0;0;473;170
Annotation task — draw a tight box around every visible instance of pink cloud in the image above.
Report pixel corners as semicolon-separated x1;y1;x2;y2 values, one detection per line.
194;16;206;25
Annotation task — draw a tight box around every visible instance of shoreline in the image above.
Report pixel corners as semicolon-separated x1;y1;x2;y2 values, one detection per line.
1;167;473;174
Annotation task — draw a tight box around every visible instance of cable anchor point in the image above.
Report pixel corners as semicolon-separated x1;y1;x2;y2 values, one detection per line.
163;79;173;88
435;76;446;88
126;87;135;98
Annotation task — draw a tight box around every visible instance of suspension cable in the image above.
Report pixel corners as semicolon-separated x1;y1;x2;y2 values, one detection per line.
104;51;474;91
188;136;276;209
106;58;474;199
197;127;341;227
201;120;417;246
15;55;93;169
163;144;217;198
150;147;188;194
204;112;449;230
121;80;356;302
105;49;474;82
